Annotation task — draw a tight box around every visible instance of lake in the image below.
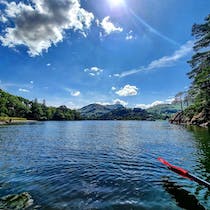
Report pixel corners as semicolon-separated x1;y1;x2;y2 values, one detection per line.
0;121;209;209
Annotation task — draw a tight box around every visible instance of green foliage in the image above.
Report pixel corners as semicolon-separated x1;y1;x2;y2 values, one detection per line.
81;106;160;121
98;107;157;120
174;14;210;126
0;89;31;117
0;89;81;121
187;15;210;115
147;104;181;118
0;117;27;121
79;103;124;119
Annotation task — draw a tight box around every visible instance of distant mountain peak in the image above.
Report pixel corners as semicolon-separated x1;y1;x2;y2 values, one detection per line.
78;103;125;118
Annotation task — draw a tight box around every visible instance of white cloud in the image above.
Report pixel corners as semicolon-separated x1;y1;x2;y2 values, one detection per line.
136;101;164;109
71;90;80;97
30;80;34;84
116;84;138;97
125;30;135;40
84;66;103;76
46;63;51;67
165;97;175;104
95;98;128;107
117;40;194;77
148;41;193;69
135;98;175;109
65;88;80;97
101;16;123;35
111;86;116;91
18;88;30;92
0;0;94;56
0;14;7;23
126;35;133;40
113;99;128;106
95;101;111;106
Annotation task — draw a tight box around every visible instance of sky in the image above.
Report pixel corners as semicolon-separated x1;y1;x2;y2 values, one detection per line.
0;0;209;109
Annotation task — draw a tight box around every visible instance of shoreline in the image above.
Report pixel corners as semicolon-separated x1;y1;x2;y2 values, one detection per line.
0;120;37;125
170;111;209;128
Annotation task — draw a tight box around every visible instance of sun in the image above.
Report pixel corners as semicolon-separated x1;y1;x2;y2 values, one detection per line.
108;0;125;8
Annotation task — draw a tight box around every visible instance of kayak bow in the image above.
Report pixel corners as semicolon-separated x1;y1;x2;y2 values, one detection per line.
158;157;210;189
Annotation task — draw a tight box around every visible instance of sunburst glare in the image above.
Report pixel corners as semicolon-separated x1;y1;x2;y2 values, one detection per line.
107;0;125;8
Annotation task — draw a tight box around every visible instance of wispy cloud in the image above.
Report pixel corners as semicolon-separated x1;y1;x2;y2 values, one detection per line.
84;66;103;76
125;30;135;40
0;80;33;90
117;40;193;78
71;90;80;97
65;88;81;97
18;88;30;93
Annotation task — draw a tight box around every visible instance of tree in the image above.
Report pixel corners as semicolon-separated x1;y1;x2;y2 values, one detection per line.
187;15;210;113
30;99;44;120
0;89;81;121
175;92;185;111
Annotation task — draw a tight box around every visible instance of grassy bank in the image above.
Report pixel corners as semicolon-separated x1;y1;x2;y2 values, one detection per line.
0;117;30;125
0;117;27;121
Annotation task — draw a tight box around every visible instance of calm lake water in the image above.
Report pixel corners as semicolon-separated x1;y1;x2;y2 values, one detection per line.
0;121;209;209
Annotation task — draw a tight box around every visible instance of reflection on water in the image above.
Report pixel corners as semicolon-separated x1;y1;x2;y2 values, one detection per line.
162;177;205;210
187;126;210;174
0;121;209;209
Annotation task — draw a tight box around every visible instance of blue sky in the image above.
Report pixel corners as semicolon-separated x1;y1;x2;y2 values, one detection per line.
0;0;209;109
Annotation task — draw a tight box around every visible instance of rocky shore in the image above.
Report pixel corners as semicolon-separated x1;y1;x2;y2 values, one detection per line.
170;109;210;128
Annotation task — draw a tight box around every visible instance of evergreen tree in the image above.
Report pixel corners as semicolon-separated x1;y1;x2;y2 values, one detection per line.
187;15;210;113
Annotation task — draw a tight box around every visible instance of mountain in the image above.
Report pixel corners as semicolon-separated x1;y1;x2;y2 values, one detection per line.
98;107;156;120
0;88;172;121
78;103;124;119
147;104;181;118
78;104;159;120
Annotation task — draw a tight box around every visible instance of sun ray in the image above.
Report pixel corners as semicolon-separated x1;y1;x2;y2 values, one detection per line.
107;0;125;8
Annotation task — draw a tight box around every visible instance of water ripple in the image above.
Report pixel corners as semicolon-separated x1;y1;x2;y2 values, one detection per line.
0;121;209;209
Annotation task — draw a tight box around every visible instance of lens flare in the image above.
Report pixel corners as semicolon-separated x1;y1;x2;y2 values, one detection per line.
108;0;125;8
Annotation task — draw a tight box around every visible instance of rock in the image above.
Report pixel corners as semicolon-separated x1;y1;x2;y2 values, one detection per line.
200;122;210;127
170;111;185;124
170;108;210;127
0;192;34;210
190;110;207;125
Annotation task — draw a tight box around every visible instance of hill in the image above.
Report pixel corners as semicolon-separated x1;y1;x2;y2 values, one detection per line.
78;103;124;119
78;104;160;120
147;104;181;118
0;89;170;121
0;89;80;121
98;107;157;120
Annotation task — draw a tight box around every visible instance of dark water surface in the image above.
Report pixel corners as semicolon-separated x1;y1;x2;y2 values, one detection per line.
0;121;209;209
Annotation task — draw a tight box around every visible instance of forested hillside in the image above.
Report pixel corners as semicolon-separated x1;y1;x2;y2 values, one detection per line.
78;103;161;120
0;89;81;121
